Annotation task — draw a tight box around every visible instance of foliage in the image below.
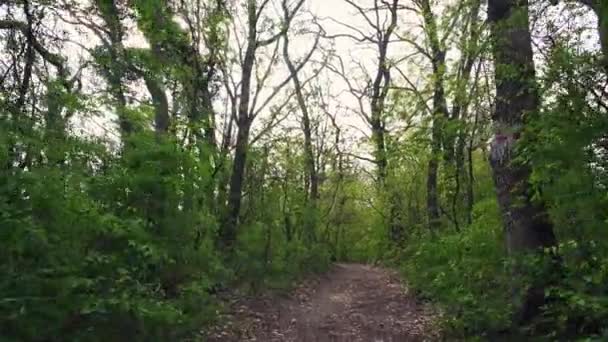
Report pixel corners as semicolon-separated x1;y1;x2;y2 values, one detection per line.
2;0;608;341
399;181;512;336
519;42;608;339
393;13;608;339
0;127;222;341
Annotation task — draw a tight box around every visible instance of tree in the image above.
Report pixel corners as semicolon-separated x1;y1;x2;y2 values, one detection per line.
221;0;310;248
487;0;558;324
324;0;399;185
414;0;448;232
321;0;406;239
281;0;323;241
89;0;132;134
398;0;484;232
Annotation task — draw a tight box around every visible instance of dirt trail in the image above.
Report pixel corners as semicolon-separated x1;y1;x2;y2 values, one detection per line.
207;263;437;341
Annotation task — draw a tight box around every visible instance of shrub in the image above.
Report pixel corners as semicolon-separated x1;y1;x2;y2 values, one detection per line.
401;198;512;337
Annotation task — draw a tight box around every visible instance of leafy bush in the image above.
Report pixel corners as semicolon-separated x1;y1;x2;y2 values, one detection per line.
539;240;608;339
0;132;224;341
401;198;512;337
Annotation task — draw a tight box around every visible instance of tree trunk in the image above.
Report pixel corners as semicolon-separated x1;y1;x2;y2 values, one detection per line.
369;67;388;185
452;0;482;229
466;107;480;225
221;0;258;249
591;1;608;73
223;119;251;247
466;142;474;225
94;0;132;134
488;0;558;324
16;0;34;114
426;150;440;232
282;28;318;242
282;30;318;202
564;1;608;72
418;0;448;232
216;105;234;214
143;75;169;134
369;0;399;237
425;50;446;232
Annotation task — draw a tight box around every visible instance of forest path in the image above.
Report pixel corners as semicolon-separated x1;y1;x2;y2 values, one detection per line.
207;263;437;341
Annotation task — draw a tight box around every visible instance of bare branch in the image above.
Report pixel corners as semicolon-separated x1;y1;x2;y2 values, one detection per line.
0;19;68;80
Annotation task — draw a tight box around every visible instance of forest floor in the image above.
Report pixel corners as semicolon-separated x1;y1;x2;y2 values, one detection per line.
206;263;439;341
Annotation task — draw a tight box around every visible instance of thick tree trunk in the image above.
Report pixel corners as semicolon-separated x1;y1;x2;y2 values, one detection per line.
222;0;302;248
370;0;398;183
143;75;169;134
223;119;251;247
488;0;558;324
592;1;608;73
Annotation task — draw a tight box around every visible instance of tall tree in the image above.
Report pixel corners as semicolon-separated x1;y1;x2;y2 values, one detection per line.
322;0;404;239
415;0;447;232
404;0;483;232
221;0;306;248
281;0;324;242
487;0;558;323
281;0;316;201
325;0;399;184
91;0;132;134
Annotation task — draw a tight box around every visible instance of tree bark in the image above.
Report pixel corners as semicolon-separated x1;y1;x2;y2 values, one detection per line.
222;0;258;248
131;0;219;141
366;0;401;238
15;0;34;114
584;1;608;73
466;105;480;225
94;0;132;134
488;0;558;324
369;0;398;184
452;0;482;229
282;20;318;202
600;6;608;71
426;153;440;232
221;0;303;248
418;0;447;232
282;20;319;242
466;142;474;224
143;75;170;134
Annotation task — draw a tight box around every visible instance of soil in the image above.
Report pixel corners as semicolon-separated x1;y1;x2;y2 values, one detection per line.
206;263;438;341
